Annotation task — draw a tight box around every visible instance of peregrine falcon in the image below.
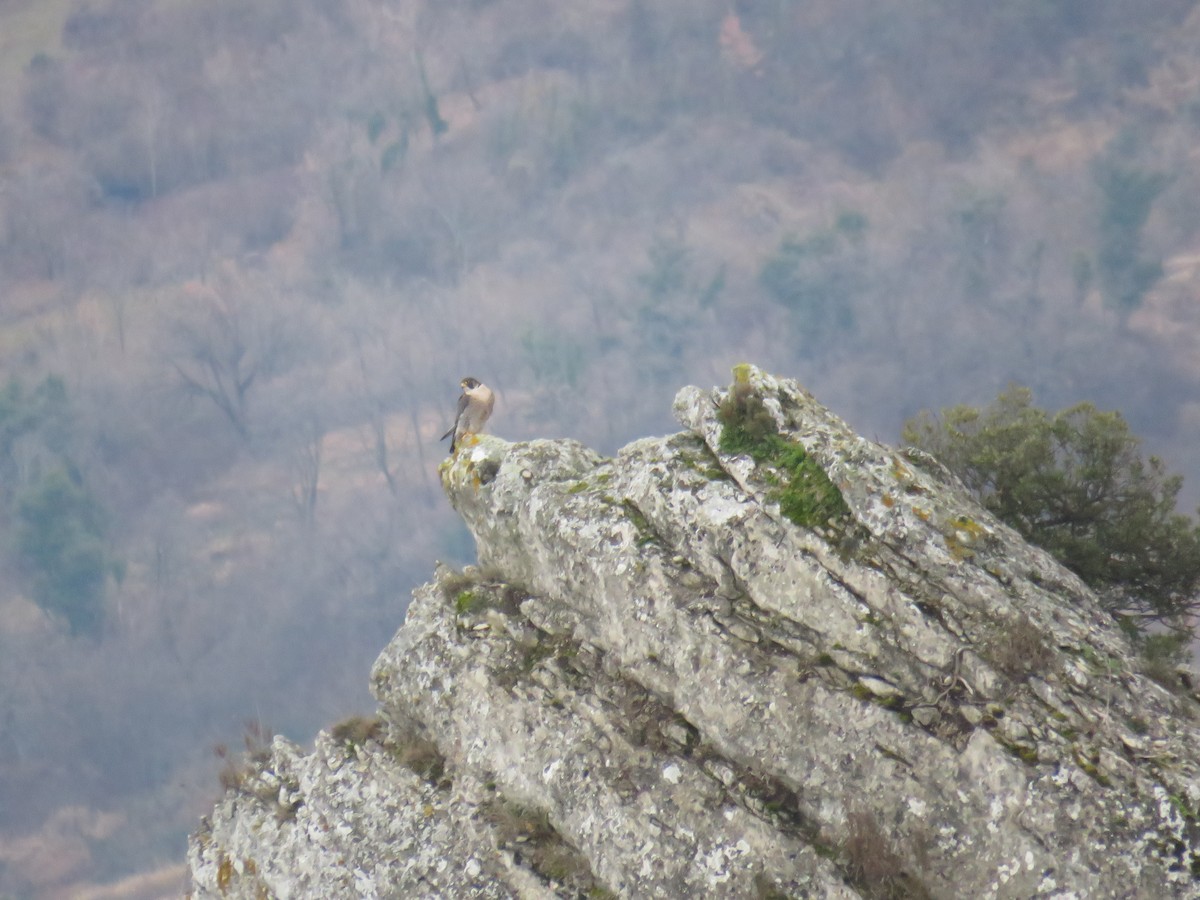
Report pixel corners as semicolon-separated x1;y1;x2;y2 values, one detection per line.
441;376;495;453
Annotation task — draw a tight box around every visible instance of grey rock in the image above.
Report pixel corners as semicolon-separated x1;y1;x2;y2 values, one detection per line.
910;705;941;729
189;366;1200;899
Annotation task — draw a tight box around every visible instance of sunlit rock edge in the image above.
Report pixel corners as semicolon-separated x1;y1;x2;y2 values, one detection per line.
188;365;1200;899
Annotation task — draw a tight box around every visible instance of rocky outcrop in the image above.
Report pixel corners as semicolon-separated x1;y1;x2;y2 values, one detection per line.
189;365;1200;899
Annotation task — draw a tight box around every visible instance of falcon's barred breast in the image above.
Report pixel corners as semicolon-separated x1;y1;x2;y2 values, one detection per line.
441;376;495;453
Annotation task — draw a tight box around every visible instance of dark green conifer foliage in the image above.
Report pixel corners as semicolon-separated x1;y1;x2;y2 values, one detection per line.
16;468;110;637
0;374;114;637
904;386;1200;638
1094;164;1170;312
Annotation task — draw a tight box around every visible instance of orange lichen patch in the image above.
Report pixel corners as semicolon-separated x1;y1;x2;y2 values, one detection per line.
945;533;976;561
216;855;234;893
943;515;989;561
951;516;988;541
881;494;895;508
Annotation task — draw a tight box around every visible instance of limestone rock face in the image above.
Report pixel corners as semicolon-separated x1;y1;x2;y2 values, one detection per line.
189;366;1200;899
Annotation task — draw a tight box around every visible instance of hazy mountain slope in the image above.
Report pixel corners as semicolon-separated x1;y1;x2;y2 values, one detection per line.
1;0;1200;894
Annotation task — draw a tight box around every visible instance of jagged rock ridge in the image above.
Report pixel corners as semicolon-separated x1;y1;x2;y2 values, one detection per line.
189;365;1200;899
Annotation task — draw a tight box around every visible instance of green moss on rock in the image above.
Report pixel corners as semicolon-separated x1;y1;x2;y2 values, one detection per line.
717;380;850;530
455;590;487;615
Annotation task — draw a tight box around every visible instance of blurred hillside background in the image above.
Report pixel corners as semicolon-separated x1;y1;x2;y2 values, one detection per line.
2;0;1200;895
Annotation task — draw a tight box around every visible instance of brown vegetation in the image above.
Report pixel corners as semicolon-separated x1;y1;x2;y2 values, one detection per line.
2;0;1200;894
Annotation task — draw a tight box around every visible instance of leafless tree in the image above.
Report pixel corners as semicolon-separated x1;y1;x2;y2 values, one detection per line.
289;418;324;525
351;333;399;497
167;270;292;440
